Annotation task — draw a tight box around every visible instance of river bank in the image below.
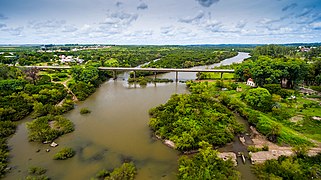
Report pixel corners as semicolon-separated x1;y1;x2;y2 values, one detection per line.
5;52;251;180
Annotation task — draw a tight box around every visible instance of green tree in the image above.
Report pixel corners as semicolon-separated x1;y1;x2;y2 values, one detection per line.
242;88;272;112
178;141;240;180
104;58;120;67
236;56;308;88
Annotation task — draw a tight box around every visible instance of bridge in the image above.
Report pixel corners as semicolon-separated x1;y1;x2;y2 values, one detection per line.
22;66;235;81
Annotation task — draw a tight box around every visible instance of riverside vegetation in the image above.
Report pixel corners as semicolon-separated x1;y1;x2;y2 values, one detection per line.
53;147;76;160
150;79;321;179
0;45;238;178
1;44;321;179
93;162;137;180
0;64;76;177
149;80;244;179
148;45;321;179
25;166;49;180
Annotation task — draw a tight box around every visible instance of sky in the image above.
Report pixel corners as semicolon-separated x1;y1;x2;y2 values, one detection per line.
0;0;321;45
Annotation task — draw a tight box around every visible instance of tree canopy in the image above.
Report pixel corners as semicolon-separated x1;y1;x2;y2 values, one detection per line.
149;85;242;151
241;87;273;112
178;141;240;180
236;56;308;88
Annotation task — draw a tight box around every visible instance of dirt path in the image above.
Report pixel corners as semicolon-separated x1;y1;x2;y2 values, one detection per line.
54;76;78;106
248;126;321;164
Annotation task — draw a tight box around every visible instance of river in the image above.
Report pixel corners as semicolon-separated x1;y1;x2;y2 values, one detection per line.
6;52;251;180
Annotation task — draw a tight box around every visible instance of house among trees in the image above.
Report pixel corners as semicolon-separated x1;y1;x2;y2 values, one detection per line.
298;46;311;52
59;55;84;64
246;78;256;87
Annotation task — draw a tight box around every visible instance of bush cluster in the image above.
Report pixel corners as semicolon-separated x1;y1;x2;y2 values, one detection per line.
53;147;76;160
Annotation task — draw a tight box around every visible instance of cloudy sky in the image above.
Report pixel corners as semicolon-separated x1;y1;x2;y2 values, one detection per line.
0;0;321;44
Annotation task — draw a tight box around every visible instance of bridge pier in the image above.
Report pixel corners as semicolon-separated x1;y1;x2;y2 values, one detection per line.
175;71;178;82
22;66;235;82
154;72;157;81
133;71;136;81
113;71;117;80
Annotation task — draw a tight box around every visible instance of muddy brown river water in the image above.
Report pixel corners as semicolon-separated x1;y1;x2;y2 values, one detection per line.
6;52;255;180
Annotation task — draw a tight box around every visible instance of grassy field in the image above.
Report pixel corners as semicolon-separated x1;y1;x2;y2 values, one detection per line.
199;72;235;80
206;80;321;146
39;70;70;82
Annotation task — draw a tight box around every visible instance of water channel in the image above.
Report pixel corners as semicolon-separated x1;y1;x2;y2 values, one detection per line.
6;52;252;180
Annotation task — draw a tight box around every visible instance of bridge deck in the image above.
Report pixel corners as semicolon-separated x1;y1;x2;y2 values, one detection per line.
21;66;235;73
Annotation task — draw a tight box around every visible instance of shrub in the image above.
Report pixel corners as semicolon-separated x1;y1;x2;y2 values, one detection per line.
279;89;296;99
96;162;137;180
263;84;297;98
68;81;95;101
107;162;136;180
95;169;110;179
310;86;321;92
242;88;272;112
37;75;51;85
262;145;269;151
53;147;75;160
80;108;91;114
229;82;238;90
26;166;49;180
178;142;240;179
248;145;269;152
263;84;281;95
272;94;282;102
253;154;321;179
25;175;49;180
138;78;147;86
215;80;224;88
28;167;46;175
27;115;74;142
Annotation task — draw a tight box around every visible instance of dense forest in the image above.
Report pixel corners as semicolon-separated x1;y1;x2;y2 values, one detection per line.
145;49;237;68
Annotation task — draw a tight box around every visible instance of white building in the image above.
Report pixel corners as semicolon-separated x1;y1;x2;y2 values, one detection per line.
246;78;256;87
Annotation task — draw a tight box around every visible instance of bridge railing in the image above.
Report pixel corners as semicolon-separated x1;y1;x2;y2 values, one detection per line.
19;66;235;81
